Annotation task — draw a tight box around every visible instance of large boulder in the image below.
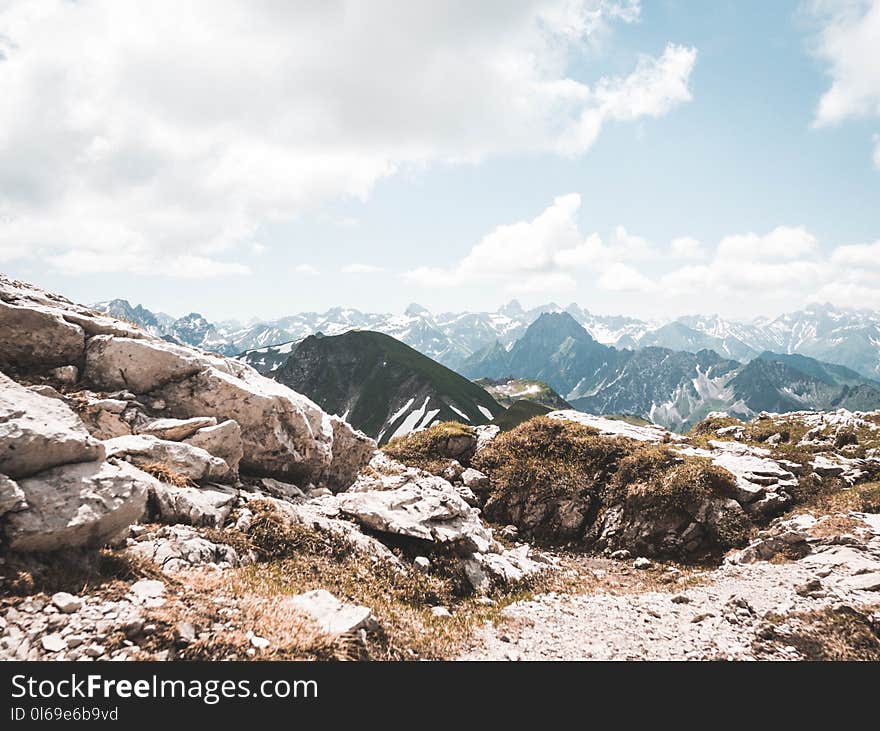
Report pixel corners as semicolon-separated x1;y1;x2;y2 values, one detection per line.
0;372;105;478
84;334;373;486
104;434;231;482
183;420;244;475
0;299;85;369
338;456;493;553
155;366;372;487
84;335;217;393
5;460;153;552
146;482;237;528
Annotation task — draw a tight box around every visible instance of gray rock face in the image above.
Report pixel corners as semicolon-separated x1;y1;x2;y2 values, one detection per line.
183;420;244;475
0;373;105;478
84;335;214;393
147;483;237;528
6;460;153;551
127;524;247;572
136;416;217;441
339;456;493;553
243;493;399;565
105;434;231;482
0;299;85;369
0;473;26;517
284;589;376;637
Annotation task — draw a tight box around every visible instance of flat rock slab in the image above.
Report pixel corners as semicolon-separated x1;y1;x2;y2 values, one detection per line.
136;416;217;441
6;460;153;552
0;372;105;479
284;589;375;637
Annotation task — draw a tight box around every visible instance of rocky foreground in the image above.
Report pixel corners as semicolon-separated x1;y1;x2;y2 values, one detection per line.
1;274;879;661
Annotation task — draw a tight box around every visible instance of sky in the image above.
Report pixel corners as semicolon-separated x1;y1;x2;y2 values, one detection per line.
1;0;879;323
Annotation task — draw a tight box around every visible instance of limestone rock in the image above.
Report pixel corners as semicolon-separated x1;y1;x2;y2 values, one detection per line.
105;434;231;482
147;482;237;528
6;460;153;552
461;467;490;491
183;420;244;474
0;474;27;517
136;416;217;441
128;525;247;573
84;335;219;393
284;589;376;636
0;372;105;478
0;299;85;369
337;467;493;553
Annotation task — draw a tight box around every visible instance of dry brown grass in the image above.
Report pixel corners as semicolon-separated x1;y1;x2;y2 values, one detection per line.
798;481;880;515
382;421;476;474
137;462;195;487
142;503;537;660
475;417;751;552
757;604;880;661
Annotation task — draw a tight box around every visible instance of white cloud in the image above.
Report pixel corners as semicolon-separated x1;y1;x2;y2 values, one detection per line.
507;272;578;295
810;1;880;165
294;264;319;276
342;263;384;274
831;238;880;267
402;193;657;296
0;1;696;276
555;44;697;155
670;236;705;260
250;242;267;255
597;262;656;292
812;0;880;126
716;226;818;260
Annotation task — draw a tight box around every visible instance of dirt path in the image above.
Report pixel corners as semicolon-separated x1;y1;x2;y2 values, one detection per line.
460;516;880;661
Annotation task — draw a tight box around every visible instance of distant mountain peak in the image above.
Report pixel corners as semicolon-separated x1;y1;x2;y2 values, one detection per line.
404;302;430;317
499;299;523;316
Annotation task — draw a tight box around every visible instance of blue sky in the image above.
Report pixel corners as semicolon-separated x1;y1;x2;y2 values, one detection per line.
1;1;879;321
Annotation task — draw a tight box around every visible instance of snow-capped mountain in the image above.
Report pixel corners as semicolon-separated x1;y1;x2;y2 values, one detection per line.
93;299;880;380
268;331;504;444
461;311;880;432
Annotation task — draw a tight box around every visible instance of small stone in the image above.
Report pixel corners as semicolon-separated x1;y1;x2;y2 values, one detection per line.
50;592;82;614
247;632;270;650
177;622;196;644
413;556;431;573
500;525;519;540
83;644;106;658
41;634;67;653
129;579;165;601
796;578;823;597
65;635;86;649
431;606;452;618
610;550;631;561
671;595;691;604
691;612;714;623
633;557;652;570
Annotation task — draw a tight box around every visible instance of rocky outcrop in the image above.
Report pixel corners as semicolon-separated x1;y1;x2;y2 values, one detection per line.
5;460;153;552
183;420;244;475
105;434;231;482
0;299;85;370
340;454;493;553
146;483;238;528
128;524;248;572
0;373;104;478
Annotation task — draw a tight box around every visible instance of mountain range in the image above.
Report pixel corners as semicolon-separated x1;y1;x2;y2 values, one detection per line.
461;312;880;431
266;331;504;444
95;298;880;379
